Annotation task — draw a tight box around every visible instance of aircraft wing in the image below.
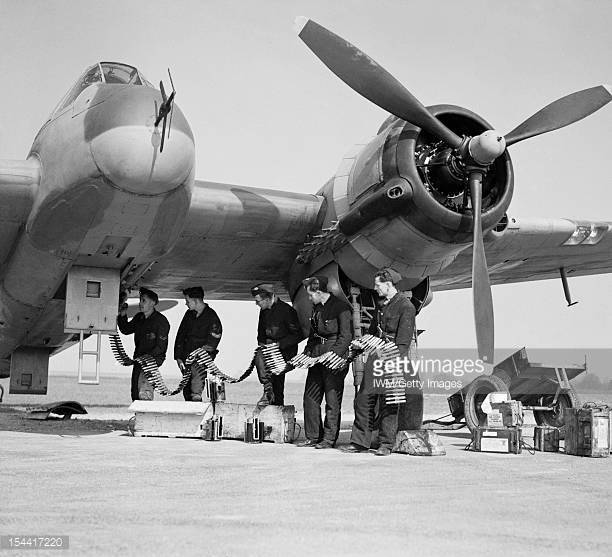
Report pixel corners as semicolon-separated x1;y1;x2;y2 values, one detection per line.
141;180;325;299
431;216;612;290
0;160;40;264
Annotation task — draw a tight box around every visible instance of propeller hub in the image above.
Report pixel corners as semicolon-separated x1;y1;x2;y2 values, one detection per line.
468;130;506;165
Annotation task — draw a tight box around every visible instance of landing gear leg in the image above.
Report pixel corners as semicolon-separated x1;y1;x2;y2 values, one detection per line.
348;285;378;394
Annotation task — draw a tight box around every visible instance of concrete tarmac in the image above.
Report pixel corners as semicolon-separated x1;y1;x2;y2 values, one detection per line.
1;425;611;557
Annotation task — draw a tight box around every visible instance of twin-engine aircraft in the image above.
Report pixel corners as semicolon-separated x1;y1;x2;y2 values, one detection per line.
0;19;611;394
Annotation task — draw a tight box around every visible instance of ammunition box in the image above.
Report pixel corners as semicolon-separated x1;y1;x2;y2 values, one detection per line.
564;407;610;458
534;426;560;452
472;427;522;454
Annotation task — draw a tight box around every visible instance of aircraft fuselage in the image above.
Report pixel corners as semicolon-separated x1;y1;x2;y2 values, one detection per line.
0;68;195;374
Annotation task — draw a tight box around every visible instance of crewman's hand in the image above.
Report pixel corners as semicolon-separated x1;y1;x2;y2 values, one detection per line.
118;291;128;314
176;359;186;374
350;338;366;351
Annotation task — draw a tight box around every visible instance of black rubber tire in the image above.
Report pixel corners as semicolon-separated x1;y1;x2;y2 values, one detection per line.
533;388;580;438
464;375;510;432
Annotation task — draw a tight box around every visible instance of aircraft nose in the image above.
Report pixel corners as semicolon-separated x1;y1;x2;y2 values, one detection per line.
89;87;195;195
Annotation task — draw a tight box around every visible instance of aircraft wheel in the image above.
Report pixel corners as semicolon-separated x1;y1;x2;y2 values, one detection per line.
464;375;510;432
533;388;580;439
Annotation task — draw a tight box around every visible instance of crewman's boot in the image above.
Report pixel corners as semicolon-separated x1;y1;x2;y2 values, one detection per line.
256;385;274;407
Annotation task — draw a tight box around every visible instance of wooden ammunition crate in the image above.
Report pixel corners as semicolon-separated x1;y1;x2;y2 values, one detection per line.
214;402;296;443
129;401;295;443
564;407;610;458
534;426;560;452
491;400;524;427
130;401;213;438
472;427;522;454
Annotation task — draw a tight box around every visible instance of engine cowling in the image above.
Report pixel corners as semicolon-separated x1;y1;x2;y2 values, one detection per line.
295;105;513;292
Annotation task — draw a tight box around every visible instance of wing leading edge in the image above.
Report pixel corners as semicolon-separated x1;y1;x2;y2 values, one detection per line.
431;216;612;290
0;159;40;265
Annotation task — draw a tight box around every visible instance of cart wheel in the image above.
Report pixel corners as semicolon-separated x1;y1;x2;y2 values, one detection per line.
492;370;512;387
464;375;510;432
533;388;580;438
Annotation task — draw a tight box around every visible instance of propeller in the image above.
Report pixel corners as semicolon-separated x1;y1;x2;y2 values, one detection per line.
505;85;612;147
468;170;494;362
295;17;463;150
295;16;612;363
154;69;176;153
166;69;176;140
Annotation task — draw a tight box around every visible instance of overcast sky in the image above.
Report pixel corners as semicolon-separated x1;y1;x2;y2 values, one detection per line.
0;0;610;382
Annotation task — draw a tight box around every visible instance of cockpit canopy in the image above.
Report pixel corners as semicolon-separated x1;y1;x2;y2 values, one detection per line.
51;62;152;116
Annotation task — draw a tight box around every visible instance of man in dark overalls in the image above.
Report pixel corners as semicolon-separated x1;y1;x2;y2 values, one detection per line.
117;287;170;401
342;268;423;456
174;286;223;402
251;283;302;406
297;276;352;449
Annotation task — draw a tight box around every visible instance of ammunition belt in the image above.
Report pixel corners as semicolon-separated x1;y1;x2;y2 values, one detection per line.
109;335;256;395
185;347;256;384
260;344;288;375
109;335;191;396
262;334;407;403
260;343;347;375
351;335;406;405
289;350;347;372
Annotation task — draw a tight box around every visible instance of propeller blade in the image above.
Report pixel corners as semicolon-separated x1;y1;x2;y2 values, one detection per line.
295;17;463;149
159;80;167;103
168;68;175;93
469;171;494;364
160;114;167;152
505;85;612;147
167;70;176;139
167;102;174;140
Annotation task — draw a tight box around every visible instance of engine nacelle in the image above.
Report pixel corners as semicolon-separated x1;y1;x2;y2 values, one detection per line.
293;105;514;292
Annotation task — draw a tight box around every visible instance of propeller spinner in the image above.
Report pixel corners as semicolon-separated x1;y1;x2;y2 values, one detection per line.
295;16;612;363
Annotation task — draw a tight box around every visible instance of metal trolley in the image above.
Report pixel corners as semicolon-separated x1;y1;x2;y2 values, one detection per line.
447;348;585;433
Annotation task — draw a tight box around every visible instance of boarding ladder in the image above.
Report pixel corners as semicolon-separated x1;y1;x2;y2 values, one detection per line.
77;330;101;385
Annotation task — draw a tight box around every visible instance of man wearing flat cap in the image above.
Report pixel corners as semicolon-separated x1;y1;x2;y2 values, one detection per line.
117;287;170;401
174;286;223;402
297;276;353;449
251;283;302;406
342;267;423;456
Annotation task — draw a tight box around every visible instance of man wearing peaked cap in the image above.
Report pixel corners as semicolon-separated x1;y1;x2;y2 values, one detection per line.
297;275;353;449
174;286;223;402
251;283;302;406
342;267;423;456
117;287;170;401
